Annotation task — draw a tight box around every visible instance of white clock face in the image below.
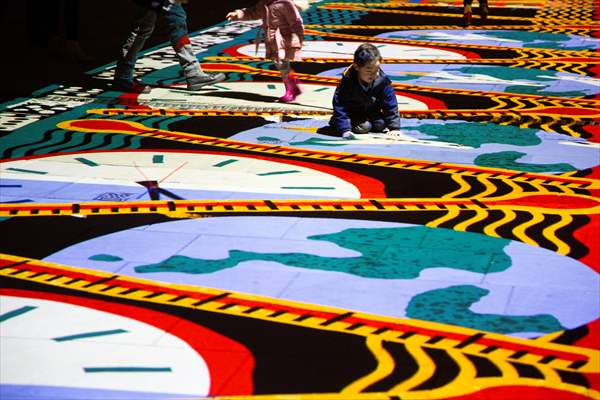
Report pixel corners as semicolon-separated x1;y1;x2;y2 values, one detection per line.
234;40;467;60
138;81;429;111
0;150;363;203
0;294;211;398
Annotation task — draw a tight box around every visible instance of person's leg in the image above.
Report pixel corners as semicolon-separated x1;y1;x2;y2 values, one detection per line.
370;119;386;133
163;2;224;89
352;120;371;135
113;6;156;86
276;60;301;102
463;0;473;26
478;0;488;23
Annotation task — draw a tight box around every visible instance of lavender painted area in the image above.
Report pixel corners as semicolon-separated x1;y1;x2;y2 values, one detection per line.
230;119;599;172
0;179;344;204
0;385;195;400
44;216;600;337
377;30;600;50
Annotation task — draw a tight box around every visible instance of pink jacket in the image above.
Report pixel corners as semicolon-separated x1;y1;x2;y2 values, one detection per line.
234;0;304;62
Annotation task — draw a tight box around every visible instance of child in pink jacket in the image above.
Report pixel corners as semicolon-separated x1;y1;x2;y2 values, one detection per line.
226;0;305;102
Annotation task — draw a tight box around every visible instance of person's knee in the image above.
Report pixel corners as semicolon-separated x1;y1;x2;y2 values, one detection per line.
138;26;155;38
371;119;386;132
352;120;371;134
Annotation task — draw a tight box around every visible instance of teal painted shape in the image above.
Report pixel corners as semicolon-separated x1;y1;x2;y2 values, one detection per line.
257;170;300;176
6;168;47;175
53;329;128;342
456;65;556;82
0;306;37;322
255;136;346;147
89;254;124;262
475;151;575;172
75;157;99;167
414;122;541;148
153;155;165;164
290;137;347;147
135;226;512;279
213;159;238;167
390;75;420;82
406;285;564;334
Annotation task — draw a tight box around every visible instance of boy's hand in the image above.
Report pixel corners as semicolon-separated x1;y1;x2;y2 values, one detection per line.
226;11;239;21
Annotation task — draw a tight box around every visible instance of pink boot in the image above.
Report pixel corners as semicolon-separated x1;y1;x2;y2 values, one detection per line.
290;73;302;97
278;73;302;103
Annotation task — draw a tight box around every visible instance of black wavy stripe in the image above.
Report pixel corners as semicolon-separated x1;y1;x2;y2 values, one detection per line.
467;209;509;234
518;212;561;252
482;178;515;198
437;210;480;230
24;131;75;157
450;175;488;199
119;133;137;149
363;341;419;392
411;347;460;390
87;132;120;150
493;210;537;242
512;180;539;194
556;369;589;388
556;214;591;260
509;361;544;379
48;131;95;153
3;129;59;159
550;324;589;346
465;354;502;378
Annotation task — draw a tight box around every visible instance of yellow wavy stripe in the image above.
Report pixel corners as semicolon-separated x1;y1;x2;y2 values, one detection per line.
321;5;533;21
511;96;529;110
488;96;509;111
426;207;462;229
561;123;582;138
542;213;574;255
443;174;471;198
454;210;490;232
417;349;479;399
473;176;497;199
342;337;395;394
512;211;545;247
483;209;517;239
502;177;528;198
389;337;435;392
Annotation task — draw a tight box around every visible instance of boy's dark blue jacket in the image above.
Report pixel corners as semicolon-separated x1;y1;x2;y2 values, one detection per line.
329;66;400;134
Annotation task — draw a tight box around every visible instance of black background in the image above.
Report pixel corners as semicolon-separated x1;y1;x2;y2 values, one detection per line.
0;0;253;103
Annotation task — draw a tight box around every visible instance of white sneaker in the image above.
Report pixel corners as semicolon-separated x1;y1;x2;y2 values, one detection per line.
342;131;355;140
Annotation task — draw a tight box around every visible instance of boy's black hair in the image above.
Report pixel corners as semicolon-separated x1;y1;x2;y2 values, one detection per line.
353;43;382;67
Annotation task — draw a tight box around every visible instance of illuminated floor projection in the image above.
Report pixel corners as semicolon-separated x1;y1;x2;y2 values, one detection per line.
1;0;599;399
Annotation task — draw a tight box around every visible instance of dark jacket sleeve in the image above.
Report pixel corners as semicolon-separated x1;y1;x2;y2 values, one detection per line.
380;81;400;130
329;82;352;134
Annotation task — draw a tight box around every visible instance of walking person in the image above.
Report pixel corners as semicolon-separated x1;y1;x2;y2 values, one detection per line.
226;0;306;102
113;0;225;93
329;43;401;140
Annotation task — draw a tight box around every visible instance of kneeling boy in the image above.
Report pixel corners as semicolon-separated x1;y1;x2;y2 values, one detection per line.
329;43;401;139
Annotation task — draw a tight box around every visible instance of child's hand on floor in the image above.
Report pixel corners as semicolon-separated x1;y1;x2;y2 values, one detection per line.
226;11;240;21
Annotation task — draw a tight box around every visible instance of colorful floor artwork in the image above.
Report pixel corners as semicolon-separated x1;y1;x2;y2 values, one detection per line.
1;0;599;399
